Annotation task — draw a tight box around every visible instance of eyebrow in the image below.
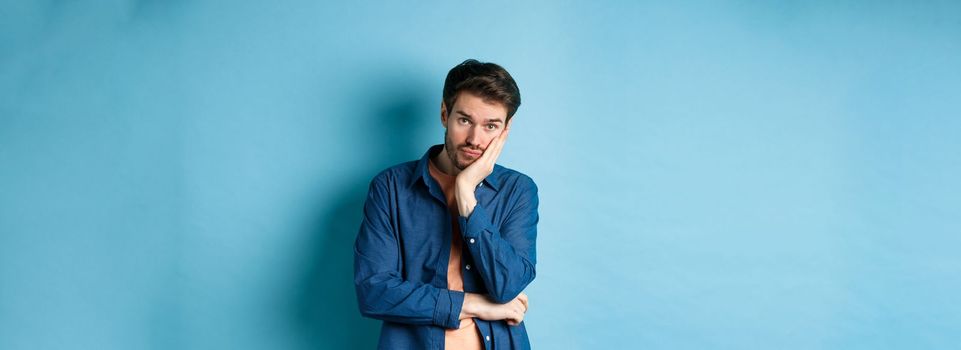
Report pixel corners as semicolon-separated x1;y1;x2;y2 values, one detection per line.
455;110;504;124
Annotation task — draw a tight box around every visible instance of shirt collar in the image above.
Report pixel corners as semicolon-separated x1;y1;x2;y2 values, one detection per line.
410;144;501;191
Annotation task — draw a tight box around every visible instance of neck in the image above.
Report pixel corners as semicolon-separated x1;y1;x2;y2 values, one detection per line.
434;147;461;176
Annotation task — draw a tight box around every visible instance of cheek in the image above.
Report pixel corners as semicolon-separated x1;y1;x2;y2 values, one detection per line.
447;128;465;143
480;133;497;146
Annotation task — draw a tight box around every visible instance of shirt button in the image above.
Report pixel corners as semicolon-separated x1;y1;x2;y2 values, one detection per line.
465;264;471;270
485;335;491;342
469;238;475;244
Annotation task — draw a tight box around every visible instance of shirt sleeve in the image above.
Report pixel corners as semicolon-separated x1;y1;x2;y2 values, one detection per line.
354;174;464;329
458;176;539;304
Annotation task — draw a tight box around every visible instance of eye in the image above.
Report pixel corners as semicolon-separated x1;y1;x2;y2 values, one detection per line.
486;124;498;130
458;118;471;125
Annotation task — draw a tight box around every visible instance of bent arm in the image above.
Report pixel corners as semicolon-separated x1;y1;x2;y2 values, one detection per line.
456;178;538;304
460;292;529;326
353;176;464;329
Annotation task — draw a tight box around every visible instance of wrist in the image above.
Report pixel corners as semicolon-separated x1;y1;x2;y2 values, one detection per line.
455;182;477;217
460;293;480;320
455;178;475;192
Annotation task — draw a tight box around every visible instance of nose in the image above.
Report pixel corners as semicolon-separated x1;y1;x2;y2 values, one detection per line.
466;125;481;146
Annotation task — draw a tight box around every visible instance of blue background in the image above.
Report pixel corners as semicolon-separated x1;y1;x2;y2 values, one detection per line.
2;1;960;349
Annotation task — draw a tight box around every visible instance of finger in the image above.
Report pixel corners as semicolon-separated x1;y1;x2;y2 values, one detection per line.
498;122;511;145
478;139;503;169
476;145;497;171
486;129;508;163
517;296;526;307
480;133;502;161
484;138;500;161
478;124;510;168
487;123;509;153
497;121;512;149
511;310;523;323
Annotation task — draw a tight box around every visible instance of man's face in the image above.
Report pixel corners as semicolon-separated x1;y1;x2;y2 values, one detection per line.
441;91;509;170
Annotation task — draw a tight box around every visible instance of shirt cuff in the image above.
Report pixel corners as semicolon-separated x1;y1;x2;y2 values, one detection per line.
459;202;491;241
433;289;465;329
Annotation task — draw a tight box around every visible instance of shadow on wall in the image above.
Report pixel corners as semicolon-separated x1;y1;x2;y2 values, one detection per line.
288;73;435;349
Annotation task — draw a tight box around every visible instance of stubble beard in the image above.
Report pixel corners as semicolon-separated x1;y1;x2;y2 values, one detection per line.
444;129;480;171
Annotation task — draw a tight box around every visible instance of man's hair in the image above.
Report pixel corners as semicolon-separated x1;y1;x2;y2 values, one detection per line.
443;59;521;120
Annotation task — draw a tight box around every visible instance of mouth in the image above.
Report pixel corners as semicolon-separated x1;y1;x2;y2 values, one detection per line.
461;148;482;158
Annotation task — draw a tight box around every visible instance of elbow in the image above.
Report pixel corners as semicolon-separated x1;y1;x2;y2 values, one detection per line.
355;294;372;319
488;270;536;304
356;293;390;321
488;284;526;304
354;281;382;320
488;282;528;304
357;304;380;320
354;275;402;321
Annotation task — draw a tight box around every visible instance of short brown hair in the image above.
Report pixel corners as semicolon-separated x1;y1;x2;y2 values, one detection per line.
443;59;521;120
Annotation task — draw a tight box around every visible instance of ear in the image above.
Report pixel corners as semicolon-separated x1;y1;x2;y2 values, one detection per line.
440;101;449;128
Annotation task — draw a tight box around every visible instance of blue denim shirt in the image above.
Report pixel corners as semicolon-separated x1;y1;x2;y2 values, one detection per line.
354;144;538;350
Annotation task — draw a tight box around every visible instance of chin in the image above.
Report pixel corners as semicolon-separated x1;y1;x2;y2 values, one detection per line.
455;161;471;170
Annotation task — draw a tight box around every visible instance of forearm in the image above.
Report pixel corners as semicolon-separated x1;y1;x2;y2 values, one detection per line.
465;245;536;303
355;271;466;328
356;175;467;329
458;292;482;320
456;201;538;303
458;292;529;326
455;180;477;217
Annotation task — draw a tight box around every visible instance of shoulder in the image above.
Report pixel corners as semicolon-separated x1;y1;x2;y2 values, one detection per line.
493;164;538;194
368;160;419;190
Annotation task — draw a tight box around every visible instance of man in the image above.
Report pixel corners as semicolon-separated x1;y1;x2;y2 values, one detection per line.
354;59;538;350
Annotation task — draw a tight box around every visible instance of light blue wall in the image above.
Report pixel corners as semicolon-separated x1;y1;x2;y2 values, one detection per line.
2;1;959;349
